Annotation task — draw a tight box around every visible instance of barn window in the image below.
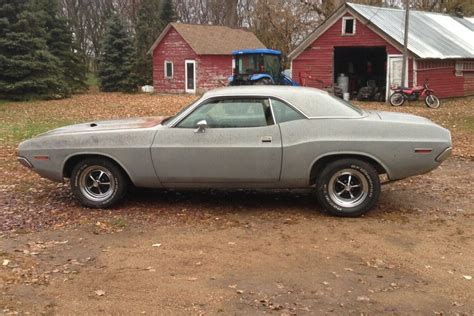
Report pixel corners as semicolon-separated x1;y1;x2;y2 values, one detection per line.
164;61;173;79
455;62;463;76
342;17;356;35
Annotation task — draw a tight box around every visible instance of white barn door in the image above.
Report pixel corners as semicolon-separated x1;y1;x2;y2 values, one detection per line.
386;55;408;101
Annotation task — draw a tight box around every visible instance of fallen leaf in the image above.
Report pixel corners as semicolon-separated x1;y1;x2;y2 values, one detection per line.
95;290;105;296
357;296;371;302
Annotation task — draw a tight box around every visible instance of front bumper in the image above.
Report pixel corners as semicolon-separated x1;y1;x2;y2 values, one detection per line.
17;156;33;169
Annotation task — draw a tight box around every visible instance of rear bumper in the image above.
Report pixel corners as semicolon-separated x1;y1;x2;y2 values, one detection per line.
436;147;452;162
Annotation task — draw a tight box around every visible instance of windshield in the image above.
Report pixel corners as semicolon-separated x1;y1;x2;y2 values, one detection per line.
234;54;281;77
235;55;258;75
263;55;281;79
163;98;202;126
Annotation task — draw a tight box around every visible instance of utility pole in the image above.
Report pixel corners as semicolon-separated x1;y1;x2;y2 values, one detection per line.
401;0;410;87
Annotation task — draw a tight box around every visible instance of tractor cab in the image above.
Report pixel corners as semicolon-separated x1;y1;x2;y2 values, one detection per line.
229;49;298;86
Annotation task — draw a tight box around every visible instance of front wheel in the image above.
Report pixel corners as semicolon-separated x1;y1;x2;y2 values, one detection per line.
389;92;405;106
316;159;381;217
71;158;127;208
425;94;440;109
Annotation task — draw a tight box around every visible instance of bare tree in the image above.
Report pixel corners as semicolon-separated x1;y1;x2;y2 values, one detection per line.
246;0;320;65
173;0;242;26
60;0;142;70
411;0;474;14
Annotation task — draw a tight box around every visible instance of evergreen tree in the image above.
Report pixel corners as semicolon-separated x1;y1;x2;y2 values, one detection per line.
34;0;87;93
135;0;176;85
160;0;176;25
135;0;164;85
0;0;66;100
98;13;138;92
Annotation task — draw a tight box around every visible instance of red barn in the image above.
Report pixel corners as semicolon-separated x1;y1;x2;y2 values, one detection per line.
289;3;474;100
148;23;266;94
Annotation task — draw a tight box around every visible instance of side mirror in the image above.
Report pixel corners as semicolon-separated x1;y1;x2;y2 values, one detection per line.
194;120;208;133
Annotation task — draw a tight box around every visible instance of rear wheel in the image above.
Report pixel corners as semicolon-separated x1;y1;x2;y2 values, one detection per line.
71;158;127;208
425;94;440;109
315;159;380;217
389;92;405;106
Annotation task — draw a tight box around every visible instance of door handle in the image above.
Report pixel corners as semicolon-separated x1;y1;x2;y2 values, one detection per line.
261;136;272;143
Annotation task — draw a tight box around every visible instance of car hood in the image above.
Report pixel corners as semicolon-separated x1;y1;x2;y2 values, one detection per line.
36;116;166;137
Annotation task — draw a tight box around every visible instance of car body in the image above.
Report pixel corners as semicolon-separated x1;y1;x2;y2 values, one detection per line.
17;86;452;216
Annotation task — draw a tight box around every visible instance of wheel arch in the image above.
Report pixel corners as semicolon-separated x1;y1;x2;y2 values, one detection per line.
309;152;390;184
62;153;134;184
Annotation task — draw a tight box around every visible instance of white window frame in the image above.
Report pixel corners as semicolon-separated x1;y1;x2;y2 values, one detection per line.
185;60;196;94
342;17;356;35
164;60;173;79
455;61;463;77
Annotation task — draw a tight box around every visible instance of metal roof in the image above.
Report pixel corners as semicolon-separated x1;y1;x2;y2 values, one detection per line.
348;3;474;59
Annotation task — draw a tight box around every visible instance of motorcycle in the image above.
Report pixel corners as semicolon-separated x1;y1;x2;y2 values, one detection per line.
389;79;440;108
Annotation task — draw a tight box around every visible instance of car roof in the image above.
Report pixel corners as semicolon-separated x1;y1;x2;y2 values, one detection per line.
202;86;362;118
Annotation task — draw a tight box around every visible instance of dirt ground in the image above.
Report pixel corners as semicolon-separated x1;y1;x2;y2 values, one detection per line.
1;92;473;314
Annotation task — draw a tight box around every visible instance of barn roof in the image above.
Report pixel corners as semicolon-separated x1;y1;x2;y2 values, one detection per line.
349;3;474;59
289;3;474;60
148;23;266;55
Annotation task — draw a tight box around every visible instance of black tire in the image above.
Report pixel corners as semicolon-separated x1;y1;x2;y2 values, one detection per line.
425;94;440;109
254;78;272;85
70;158;127;208
315;159;381;217
389;92;405;106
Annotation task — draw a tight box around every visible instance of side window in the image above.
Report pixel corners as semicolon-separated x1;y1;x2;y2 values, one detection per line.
177;98;274;128
271;99;305;124
164;61;173;78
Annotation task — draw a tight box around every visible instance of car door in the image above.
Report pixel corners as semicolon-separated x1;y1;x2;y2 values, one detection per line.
151;97;282;184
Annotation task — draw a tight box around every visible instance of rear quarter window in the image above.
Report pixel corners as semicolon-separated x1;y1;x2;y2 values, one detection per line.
271;99;306;123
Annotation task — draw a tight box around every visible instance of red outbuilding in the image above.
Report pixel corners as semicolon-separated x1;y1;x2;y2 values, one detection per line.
289;3;474;99
148;23;266;94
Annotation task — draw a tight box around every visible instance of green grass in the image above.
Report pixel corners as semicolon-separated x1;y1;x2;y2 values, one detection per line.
112;217;128;228
0;99;10;108
462;116;474;132
86;73;98;88
2;119;77;142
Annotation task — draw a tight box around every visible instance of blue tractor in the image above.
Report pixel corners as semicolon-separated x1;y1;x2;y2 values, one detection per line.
229;49;298;86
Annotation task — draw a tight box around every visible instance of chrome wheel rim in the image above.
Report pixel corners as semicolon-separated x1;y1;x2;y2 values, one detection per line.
391;94;404;106
427;95;439;108
328;169;369;208
79;166;115;202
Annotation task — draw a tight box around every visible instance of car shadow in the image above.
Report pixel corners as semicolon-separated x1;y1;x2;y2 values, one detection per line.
123;188;323;217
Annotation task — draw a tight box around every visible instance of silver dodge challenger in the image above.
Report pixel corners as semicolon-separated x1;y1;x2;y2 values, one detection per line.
17;86;452;217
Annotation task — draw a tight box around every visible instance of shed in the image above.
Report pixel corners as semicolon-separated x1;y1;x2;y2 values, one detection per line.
289;3;474;99
148;23;266;94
